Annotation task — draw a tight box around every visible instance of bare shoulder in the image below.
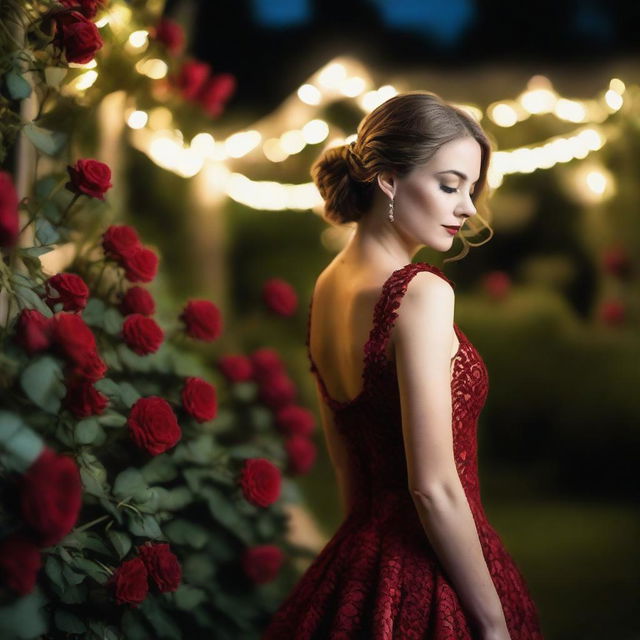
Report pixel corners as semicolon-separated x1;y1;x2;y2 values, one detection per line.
392;270;455;347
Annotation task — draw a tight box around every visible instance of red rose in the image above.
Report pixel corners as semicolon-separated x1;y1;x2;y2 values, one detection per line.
217;354;254;382
102;224;140;262
262;278;298;316
0;170;19;248
119;286;155;316
127;396;181;455
68;348;107;382
275;405;316;437
598;300;625;326
59;0;107;19
45;272;89;312
482;271;511;301
63;380;109;417
137;542;181;592
258;373;296;410
285;435;317;475
14;309;52;355
109;556;148;606
121;246;159;283
175;59;211;100
152;18;184;55
122;314;164;355
241;545;283;584
50;312;97;363
52;10;103;64
66;158;112;200
602;245;631;278
0;535;42;595
197;73;236;118
179;299;222;341
250;347;284;380
20;448;82;547
181;377;217;423
238;458;281;507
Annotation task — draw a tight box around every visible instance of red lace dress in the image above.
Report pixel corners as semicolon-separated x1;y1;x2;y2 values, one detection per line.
262;262;544;639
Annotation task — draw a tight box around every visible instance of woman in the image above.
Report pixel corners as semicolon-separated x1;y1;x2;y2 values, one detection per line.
263;91;544;639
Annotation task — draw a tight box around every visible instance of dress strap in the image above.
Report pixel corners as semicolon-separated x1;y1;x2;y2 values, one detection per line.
365;262;455;366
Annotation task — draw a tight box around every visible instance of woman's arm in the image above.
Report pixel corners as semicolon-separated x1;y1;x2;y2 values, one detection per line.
393;271;509;636
314;380;353;517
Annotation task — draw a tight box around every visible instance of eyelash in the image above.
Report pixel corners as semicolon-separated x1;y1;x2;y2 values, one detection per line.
440;184;475;197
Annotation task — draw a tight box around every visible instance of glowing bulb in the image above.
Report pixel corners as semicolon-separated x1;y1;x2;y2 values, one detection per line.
490;103;518;127
340;76;366;97
280;130;306;154
128;30;149;48
298;84;322;105
190;133;216;158
302;119;329;144
554;99;587;122
263;138;289;162
224;130;261;158
75;71;98;90
609;78;625;94
136;58;168;79
317;63;347;89
586;170;606;194
127;110;148;129
520;88;557;114
604;90;623;111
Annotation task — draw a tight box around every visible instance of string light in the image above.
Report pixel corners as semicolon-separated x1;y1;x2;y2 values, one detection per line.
122;49;632;211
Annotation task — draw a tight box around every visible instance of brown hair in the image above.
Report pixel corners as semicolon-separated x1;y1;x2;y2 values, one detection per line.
310;90;494;263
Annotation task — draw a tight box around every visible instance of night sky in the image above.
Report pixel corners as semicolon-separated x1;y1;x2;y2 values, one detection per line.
164;0;640;114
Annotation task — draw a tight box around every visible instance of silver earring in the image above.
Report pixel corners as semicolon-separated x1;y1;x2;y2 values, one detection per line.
388;199;394;222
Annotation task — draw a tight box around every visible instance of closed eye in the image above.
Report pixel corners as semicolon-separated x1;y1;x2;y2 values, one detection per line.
440;185;457;194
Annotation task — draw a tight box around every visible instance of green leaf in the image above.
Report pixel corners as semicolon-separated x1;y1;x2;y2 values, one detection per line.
119;382;141;407
141;455;177;484
14;285;53;316
0;412;44;473
126;512;162;539
103;308;123;335
35;176;59;199
107;529;131;559
54;608;87;633
82;298;106;328
78;456;108;497
70;531;112;557
23;122;67;156
182;553;216;587
72;557;110;584
230;381;257;403
97;411;127;427
45;555;64;590
173;584;207;610
138;595;182;640
20;355;65;414
164;519;208;549
20;245;54;257
121;609;149;640
35;217;60;245
44;66;67;89
59;583;87;604
114;468;148;500
6;70;32;99
75;417;101;445
62;563;85;585
156;486;192;511
0;588;47;639
202;486;252;544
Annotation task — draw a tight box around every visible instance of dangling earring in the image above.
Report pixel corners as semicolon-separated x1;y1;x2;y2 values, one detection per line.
388;198;394;222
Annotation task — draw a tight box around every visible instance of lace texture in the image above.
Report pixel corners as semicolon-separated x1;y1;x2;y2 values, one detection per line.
263;262;544;639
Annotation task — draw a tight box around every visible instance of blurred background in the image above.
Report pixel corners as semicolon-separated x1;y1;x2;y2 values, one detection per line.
121;0;640;640
36;0;640;636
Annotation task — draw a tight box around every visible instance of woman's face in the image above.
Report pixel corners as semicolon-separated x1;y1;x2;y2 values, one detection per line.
380;136;482;252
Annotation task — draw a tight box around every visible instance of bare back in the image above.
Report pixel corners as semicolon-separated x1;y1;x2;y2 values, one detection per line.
308;256;461;406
